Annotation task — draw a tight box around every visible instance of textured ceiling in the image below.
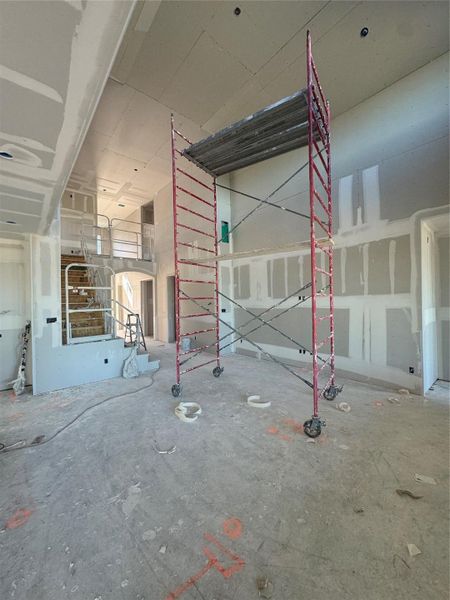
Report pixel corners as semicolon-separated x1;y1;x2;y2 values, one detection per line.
0;0;134;239
68;0;448;220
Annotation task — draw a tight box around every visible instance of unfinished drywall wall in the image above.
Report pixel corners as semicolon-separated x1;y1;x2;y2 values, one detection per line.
227;53;449;391
0;237;31;389
438;235;450;380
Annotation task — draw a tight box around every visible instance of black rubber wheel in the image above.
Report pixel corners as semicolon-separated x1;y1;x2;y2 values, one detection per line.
323;386;337;401
303;419;322;438
212;366;223;378
171;384;181;398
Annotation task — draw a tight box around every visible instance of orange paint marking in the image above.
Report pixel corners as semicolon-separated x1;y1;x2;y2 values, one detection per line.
266;424;293;442
165;522;245;600
373;400;384;408
281;418;304;433
223;517;243;540
266;426;279;435
5;508;32;529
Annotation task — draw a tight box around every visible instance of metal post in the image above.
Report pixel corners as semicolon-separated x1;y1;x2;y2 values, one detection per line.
171;115;181;387
213;179;221;369
326;100;335;386
307;30;319;419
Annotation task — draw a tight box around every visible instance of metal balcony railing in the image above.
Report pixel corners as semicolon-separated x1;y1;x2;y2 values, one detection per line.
61;210;155;262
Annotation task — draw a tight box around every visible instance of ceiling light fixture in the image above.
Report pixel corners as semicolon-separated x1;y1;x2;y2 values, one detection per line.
5;220;17;225
360;27;369;37
134;168;138;172
0;151;14;159
234;7;241;16
118;203;126;207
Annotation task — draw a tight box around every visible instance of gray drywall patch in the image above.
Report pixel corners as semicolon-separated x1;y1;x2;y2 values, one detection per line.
368;239;390;295
395;235;411;293
40;241;51;296
272;258;286;298
332;249;342;295
438;236;449;306
287;256;300;296
237;264;250;299
267;260;272;297
386;308;417;372
234;307;349;357
441;320;450;380
345;245;364;295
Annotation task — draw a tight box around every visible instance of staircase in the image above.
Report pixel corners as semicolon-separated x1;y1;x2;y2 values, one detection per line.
61;255;107;343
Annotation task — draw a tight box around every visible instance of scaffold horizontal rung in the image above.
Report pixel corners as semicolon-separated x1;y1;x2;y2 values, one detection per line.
177;223;215;238
181;358;217;375
176;167;214;192
176;203;215;223
180;296;215;301
317;334;333;350
178;259;217;269
182;327;217;337
180;313;213;319
178;241;216;254
179;278;215;284
176;185;215;208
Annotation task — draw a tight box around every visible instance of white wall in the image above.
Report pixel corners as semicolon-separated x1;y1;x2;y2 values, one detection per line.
227;53;449;391
0;238;31;389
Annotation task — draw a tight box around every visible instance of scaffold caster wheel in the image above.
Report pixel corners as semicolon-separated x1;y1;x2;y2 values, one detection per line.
171;384;181;398
212;366;224;378
303;417;323;438
323;384;342;401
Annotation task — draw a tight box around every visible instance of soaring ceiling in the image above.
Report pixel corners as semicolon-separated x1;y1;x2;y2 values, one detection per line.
70;0;449;220
1;1;448;233
0;0;134;239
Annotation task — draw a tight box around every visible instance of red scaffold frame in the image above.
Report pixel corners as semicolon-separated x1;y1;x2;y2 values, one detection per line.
169;31;341;438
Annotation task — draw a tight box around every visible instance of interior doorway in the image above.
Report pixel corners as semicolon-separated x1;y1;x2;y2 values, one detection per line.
421;216;449;394
141;279;154;337
114;271;154;341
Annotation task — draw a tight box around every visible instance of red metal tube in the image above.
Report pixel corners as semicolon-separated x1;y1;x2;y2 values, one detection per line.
174;128;193;144
178;260;217;270
171;115;181;385
177;167;214;192
182;327;217;337
213;179;221;369
307;30;319;418
178;241;216;254
326;99;336;386
181;358;217;375
176;203;215;224
177;222;215;239
179;278;215;284
176;185;215;208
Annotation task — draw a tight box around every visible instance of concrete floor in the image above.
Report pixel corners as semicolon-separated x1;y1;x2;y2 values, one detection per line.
0;342;448;600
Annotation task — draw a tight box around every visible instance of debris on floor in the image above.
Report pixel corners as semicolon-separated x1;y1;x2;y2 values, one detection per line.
414;473;437;485
407;543;421;557
396;489;423;500
153;443;176;454
353;507;364;514
306;438;316;444
256;576;274;599
247;394;271;408
387;397;400;404
159;544;167;554
175;402;202;423
336;401;351;412
398;388;411;395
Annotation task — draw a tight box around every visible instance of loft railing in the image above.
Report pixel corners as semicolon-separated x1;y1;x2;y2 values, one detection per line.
61;209;155;262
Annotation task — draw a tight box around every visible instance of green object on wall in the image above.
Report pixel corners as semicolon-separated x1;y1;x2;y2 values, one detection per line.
221;221;229;243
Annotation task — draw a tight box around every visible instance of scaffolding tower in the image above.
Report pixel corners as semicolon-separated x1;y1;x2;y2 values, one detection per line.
170;31;341;438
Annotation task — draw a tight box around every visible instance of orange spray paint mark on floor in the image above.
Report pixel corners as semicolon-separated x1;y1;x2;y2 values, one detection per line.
266;424;293;442
223;517;242;540
5;508;33;529
165;519;245;600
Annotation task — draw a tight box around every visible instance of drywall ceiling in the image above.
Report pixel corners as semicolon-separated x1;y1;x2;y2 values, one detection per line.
0;0;135;239
69;0;449;219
